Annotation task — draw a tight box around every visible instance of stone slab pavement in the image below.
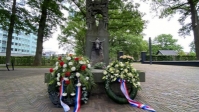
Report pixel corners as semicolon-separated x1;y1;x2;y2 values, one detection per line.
0;63;198;112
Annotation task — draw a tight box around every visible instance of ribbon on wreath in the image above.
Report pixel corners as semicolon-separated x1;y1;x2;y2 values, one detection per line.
119;79;156;112
59;79;81;112
60;80;70;112
74;84;81;112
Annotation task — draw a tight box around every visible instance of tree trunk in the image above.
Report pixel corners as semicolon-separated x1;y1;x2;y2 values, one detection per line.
33;0;48;66
6;0;17;64
189;0;199;59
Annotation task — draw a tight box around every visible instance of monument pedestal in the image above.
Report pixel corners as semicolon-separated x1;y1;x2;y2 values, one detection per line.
91;69;145;95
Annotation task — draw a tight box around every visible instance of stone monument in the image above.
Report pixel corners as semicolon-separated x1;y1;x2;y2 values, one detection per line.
85;0;109;66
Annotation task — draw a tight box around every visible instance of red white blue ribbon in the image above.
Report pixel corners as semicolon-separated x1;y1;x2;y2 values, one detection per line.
59;79;81;112
73;84;81;112
119;79;156;112
60;80;70;112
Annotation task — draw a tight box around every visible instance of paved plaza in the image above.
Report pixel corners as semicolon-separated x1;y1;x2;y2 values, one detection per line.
0;63;198;112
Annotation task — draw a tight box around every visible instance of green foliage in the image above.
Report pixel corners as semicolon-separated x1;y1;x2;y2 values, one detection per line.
58;11;86;55
26;0;67;39
0;0;35;34
151;0;192;36
58;0;147;59
146;55;197;61
151;0;199;59
189;41;195;52
0;56;49;66
93;62;106;69
151;34;183;54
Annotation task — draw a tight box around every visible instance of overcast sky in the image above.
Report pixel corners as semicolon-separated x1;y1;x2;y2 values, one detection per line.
43;1;194;54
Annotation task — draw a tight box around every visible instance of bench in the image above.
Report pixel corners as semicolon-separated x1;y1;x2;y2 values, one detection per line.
0;63;14;71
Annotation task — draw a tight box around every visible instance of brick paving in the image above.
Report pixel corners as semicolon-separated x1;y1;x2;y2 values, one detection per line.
0;64;199;112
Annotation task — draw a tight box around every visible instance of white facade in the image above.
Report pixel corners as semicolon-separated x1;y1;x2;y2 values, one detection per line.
0;30;37;56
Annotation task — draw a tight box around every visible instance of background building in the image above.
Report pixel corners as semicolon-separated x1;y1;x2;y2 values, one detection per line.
0;30;37;56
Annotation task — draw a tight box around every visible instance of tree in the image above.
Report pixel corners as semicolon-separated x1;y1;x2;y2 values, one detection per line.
58;10;86;55
0;0;34;64
152;34;183;55
26;0;67;65
151;0;199;59
58;0;147;59
189;41;195;52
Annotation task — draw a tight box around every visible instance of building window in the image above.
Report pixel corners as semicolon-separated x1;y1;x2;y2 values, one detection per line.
16;37;18;40
2;40;6;44
11;48;13;51
15;43;18;45
15;49;17;51
3;34;7;38
0;40;1;43
11;42;14;45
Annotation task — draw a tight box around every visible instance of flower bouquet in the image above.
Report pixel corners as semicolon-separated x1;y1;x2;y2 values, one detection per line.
47;54;95;111
119;55;134;63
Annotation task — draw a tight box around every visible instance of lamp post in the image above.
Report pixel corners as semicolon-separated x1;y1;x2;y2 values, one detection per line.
149;37;152;65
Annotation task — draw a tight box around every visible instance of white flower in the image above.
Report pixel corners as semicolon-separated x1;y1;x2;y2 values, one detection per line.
79;61;83;64
103;71;107;75
63;64;67;68
115;64;119;67
68;62;73;65
137;82;141;86
66;57;71;60
53;66;58;70
62;93;67;96
57;82;61;86
64;77;69;81
71;67;76;71
76;83;81;86
71;92;75;96
128;73;132;77
62;69;66;72
86;60;89;63
87;64;91;68
76;72;80;77
57;73;60;77
124;69;128;73
56;77;60;81
114;74;118;76
55;62;59;66
86;77;89;80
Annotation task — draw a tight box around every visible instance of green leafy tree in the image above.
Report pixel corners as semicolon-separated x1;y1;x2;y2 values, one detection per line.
151;0;199;59
0;0;34;64
58;0;147;60
58;10;86;55
26;0;67;65
152;34;183;54
189;41;195;52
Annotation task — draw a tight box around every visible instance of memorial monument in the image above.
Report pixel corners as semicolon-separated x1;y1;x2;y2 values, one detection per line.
85;0;109;66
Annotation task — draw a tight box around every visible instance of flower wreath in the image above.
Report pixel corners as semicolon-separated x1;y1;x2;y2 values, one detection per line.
47;54;95;111
102;60;140;104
